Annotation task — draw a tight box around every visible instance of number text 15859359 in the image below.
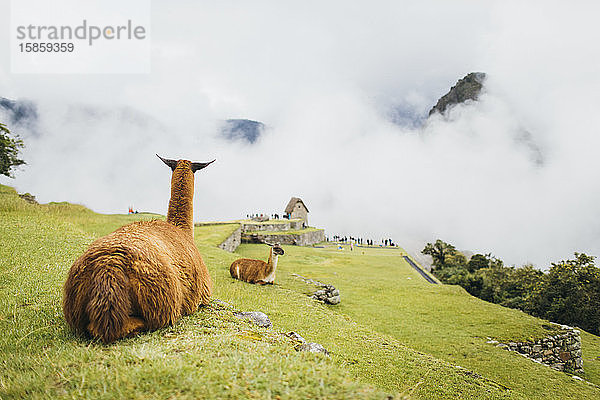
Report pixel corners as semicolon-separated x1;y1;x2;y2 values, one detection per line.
19;43;74;52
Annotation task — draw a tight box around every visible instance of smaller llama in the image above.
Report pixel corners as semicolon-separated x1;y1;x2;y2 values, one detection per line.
230;243;284;285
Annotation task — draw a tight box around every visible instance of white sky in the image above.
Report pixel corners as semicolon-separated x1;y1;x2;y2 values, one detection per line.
1;0;599;268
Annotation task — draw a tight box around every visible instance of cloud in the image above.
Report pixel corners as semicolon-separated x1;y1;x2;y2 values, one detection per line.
1;0;600;268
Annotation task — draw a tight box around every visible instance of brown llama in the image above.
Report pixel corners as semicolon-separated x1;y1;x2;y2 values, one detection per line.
62;154;215;343
230;243;284;285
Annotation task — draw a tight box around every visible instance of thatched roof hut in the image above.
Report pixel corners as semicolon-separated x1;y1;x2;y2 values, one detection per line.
284;197;309;225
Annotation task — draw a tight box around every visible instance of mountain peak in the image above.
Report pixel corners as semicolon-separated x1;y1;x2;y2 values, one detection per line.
428;72;486;116
220;119;265;144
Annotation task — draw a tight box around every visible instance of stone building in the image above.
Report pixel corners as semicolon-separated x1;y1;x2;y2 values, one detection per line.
284;197;309;226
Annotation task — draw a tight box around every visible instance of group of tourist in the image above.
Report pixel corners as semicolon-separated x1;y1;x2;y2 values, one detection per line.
327;235;397;248
246;213;291;221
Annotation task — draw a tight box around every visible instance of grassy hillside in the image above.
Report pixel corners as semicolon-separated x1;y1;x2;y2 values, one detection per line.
1;184;599;399
251;244;600;398
0;185;386;399
199;230;600;398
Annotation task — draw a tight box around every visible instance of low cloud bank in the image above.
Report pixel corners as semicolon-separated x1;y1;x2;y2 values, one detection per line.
1;1;599;268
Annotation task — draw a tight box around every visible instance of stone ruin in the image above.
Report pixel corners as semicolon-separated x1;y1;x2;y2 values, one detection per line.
312;285;341;305
490;324;583;373
291;273;340;305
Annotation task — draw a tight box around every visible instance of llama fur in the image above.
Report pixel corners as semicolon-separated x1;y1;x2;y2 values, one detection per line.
230;244;284;285
63;156;213;343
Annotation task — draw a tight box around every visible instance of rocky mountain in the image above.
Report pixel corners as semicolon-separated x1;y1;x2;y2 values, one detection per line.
0;97;38;131
220;119;265;144
428;72;486;116
388;106;426;129
1;97;267;145
426;72;543;165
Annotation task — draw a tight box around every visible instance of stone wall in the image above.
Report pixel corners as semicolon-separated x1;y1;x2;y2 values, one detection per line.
492;324;583;373
291;273;340;305
242;229;324;246
240;220;304;233
290;205;308;226
217;227;241;253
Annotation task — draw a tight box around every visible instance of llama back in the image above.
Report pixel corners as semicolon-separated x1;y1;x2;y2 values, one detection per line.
111;219;212;308
114;220;212;307
63;219;211;342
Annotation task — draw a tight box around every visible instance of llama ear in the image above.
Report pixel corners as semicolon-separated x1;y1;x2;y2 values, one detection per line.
191;159;216;172
157;154;178;171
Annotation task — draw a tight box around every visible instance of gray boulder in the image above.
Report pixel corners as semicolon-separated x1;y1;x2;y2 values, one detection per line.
297;342;329;355
286;331;306;343
311;284;341;305
234;311;272;328
286;331;329;355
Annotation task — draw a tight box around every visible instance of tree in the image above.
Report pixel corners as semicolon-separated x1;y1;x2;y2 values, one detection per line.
423;239;600;335
0;122;25;177
445;251;468;268
473;264;543;309
467;254;489;272
529;253;600;335
422;239;457;270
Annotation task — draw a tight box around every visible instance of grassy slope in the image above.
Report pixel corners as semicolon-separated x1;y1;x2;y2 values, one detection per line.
0;186;386;399
0;184;598;399
198;231;516;399
233;244;600;399
0;185;506;400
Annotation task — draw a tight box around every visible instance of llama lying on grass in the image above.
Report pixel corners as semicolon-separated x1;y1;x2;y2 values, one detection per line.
230;243;284;285
62;155;214;343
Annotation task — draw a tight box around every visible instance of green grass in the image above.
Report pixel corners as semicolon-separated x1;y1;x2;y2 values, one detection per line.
195;223;241;246
1;183;600;399
581;331;600;386
232;244;600;399
0;185;387;399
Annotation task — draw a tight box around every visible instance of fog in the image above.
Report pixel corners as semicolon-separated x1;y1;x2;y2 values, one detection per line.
1;1;599;268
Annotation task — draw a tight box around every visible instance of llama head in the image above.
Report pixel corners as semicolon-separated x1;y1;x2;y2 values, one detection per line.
267;242;285;256
157;154;215;172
